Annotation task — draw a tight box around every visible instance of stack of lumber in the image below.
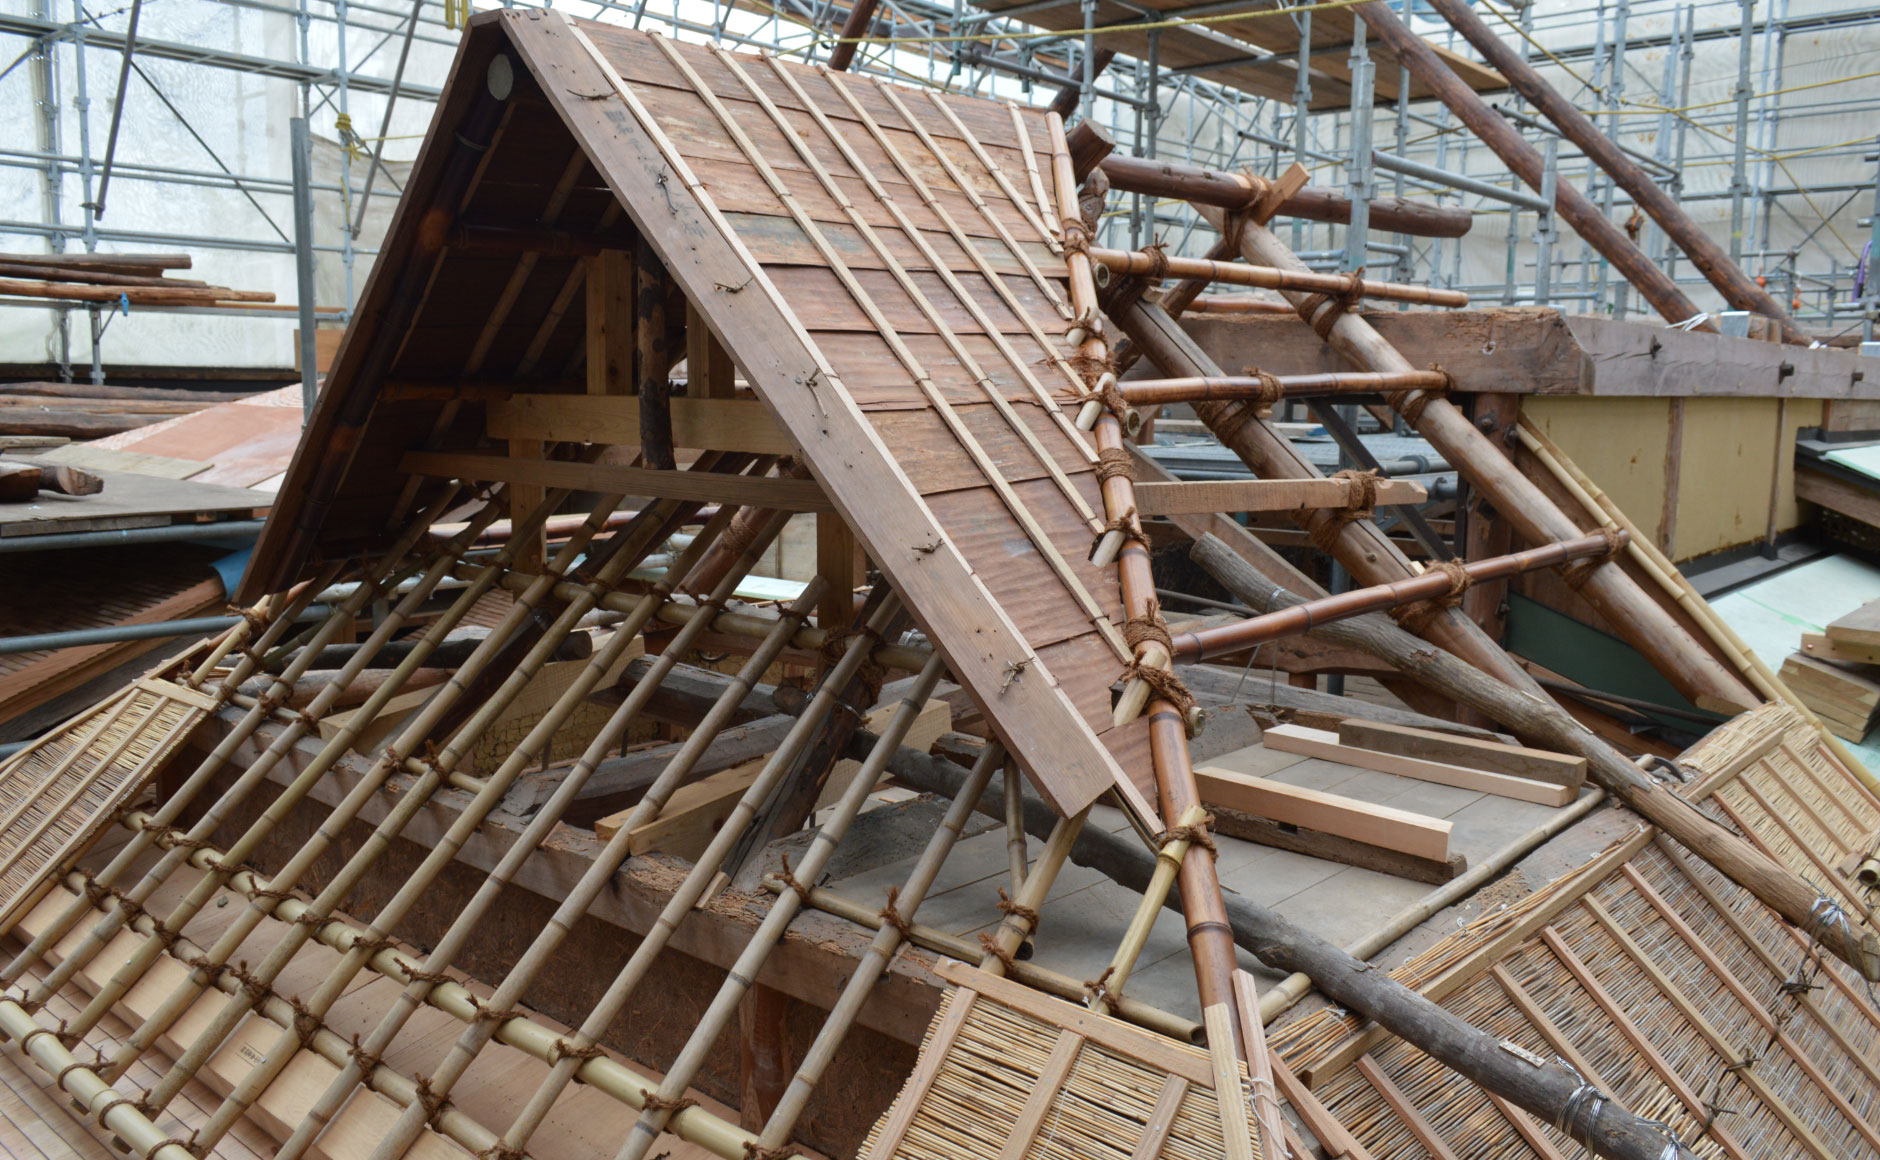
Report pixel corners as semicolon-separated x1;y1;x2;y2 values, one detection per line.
1783;600;1880;741
1258;722;1583;806
0;381;257;439
0;252;274;309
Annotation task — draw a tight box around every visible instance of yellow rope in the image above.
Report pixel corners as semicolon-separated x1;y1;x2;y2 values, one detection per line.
769;0;1376;51
1582;68;1880;116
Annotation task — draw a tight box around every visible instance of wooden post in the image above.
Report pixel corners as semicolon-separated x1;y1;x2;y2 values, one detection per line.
635;233;675;471
815;514;862;631
687;300;736;400
1463;394;1518;643
586;248;633;396
1415;0;1805;343
1195;209;1759;712
508;439;546;575
1347;0;1712;333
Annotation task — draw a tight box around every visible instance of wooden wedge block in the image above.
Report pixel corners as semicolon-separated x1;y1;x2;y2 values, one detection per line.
1826;600;1880;650
1258;725;1577;807
1801;632;1880;667
1194;765;1452;861
1337;719;1586;789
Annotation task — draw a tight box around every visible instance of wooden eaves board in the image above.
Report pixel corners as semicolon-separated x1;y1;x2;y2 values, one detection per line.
497;12;1154;821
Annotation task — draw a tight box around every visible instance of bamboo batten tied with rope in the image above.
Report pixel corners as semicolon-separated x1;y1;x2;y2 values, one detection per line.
1115;369;1452;408
1171;531;1626;664
1085;247;1470;308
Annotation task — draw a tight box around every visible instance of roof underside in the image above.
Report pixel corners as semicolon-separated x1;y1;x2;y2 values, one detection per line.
244;12;1159;820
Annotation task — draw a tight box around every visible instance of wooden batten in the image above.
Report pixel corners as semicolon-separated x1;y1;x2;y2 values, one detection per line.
488;393;795;455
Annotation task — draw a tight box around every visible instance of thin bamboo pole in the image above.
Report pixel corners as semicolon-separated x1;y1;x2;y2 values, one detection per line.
983;809;1090;977
198;501;791;1157
1516;415;1880;795
753;742;1004;1151
483;595;908;1158
612;655;950;1160
1118;371;1450;408
1230;970;1285;1160
127;491;707;1118
771;880;1201;1041
1088;247;1469;307
652;39;1128;663
1004;760;1029;897
4;493;469;999
1007;103;1060;245
1092;803;1206;1006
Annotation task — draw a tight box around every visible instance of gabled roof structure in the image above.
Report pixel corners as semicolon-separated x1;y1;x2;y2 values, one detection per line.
5;12;1880;1160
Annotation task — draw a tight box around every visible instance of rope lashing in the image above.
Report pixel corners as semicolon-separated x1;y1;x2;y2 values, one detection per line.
1387;363;1452;426
1159;814;1219;861
976;930;1021;975
816;627;888;709
775;853;815;903
640;1090;700;1115
996;887;1041;932
1391;559;1474;635
1297;265;1366;340
1140;241;1171;282
1304;469;1381;554
1083;964;1122;1013
1094;447;1137;485
878;886;916;941
1060;219;1091;256
1121;601;1200;732
1559;526;1629;589
1090;504;1138;556
1238;367;1287;408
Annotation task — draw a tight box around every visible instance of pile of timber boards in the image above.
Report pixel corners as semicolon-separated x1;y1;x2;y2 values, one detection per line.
0;381;259;440
1784;600;1880;741
0;252;274;311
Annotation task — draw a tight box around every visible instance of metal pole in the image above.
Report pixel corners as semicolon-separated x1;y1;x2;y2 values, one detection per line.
1729;0;1754;265
1344;17;1373;273
291;116;320;419
1535;136;1558;307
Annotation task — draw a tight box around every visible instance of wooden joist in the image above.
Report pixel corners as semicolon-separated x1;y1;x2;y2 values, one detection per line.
1336;719;1586;789
1259;725;1578;807
488;393;795;455
1132;477;1426;516
1193;764;1453;861
399;450;834;512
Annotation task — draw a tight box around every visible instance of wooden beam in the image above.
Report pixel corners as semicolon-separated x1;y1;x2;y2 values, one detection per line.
686;300;737;400
400;450;832;511
1336;719;1586;788
816;513;863;631
489;392;794;455
1798;466;1880;528
586;248;633;396
1260;725;1577;806
507;438;547;572
1133;477;1426;516
1193;765;1452;860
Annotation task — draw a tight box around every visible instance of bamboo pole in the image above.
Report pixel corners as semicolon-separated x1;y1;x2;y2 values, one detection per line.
125;492;711;1118
614;656;950;1160
1515;415;1880;795
1231;970;1285;1160
1092;804;1206;1006
1118;371;1450;408
1172;531;1624;663
481;595;909;1158
204;504;797;1158
1197;208;1759;712
751;742;1005;1150
1004;759;1029;896
1088;248;1469;308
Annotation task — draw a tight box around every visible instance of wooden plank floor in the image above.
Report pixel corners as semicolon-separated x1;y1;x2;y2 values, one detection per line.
828;729;1584;1021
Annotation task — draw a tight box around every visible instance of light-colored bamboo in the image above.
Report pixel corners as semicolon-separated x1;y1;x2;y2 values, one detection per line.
1094;803;1207;1006
1089;247;1470;308
1004;760;1029;896
1231;970;1284;1160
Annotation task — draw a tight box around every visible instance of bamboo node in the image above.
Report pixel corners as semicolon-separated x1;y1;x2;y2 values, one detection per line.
878;887;916;941
995;887;1041;932
1558;526;1628;589
1390;560;1473;635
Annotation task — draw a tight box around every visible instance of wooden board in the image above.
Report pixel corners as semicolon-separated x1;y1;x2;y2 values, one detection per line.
487;393;796;455
1132;477;1425;516
0;468;268;538
399;450;835;512
1800;631;1880;667
1777;652;1880;740
1257;725;1577;807
1335;719;1586;789
1193;763;1453;861
26;443;212;480
1826;600;1880;649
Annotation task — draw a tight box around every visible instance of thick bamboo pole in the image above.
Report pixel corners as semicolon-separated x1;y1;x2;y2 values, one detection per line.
1173;531;1624;663
485;597;908;1157
1119;371;1450;407
1413;0;1804;344
752;742;1005;1151
1197;209;1759;712
192;507;793;1157
1346;0;1712;333
1191;533;1880;982
1089;247;1469;308
1108;294;1546;699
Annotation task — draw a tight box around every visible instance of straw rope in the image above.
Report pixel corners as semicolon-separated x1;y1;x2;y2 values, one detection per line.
1304;470;1382;554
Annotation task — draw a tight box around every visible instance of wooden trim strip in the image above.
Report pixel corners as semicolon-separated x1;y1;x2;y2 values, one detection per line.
1126;1074;1189;1160
865;988;978;1160
921;91;1058;259
1006;103;1059;242
1778;740;1872;830
650;38;1127;660
996;1030;1085;1160
1487;964;1615;1095
1355;1055;1463;1160
400;450;833;512
487;394;795;455
1711;790;1873;924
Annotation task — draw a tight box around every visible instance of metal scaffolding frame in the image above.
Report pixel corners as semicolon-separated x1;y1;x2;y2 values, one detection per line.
3;0;1878;382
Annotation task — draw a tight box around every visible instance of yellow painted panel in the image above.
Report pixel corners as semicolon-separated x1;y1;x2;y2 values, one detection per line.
1522;397;1670;545
1672;397;1821;559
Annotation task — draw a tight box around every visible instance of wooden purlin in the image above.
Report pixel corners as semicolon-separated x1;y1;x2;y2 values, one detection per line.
525;14;1156;820
1266;703;1880;1160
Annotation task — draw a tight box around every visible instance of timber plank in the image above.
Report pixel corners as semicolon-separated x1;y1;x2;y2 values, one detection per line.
1259;725;1578;807
487;394;796;454
399;451;834;512
1192;764;1453;860
1336;719;1586;789
1826;601;1880;649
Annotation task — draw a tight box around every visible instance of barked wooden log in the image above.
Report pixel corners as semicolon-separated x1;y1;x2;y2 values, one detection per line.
1192;532;1880;982
1;381;255;404
0;409;166;439
866;732;1698;1160
1100;154;1474;239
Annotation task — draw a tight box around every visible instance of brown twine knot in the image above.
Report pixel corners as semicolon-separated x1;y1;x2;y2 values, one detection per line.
1060;220;1091;255
976;930;1020;976
1094;447;1136;485
230;959;274;1006
743;1144;795;1160
1386;363;1451;426
225;604;269;633
289;995;323;1048
1560;526;1629;589
549;1038;606;1066
1159;816;1219;861
414;1073;452;1129
1298;266;1366;340
1091;505;1138;556
1391;560;1475;636
1083;965;1122;1013
478;1146;527;1160
149;1137;203;1159
1305;469;1381;554
817;628;887;709
775;854;814;903
472;997;525;1025
715;512;763;565
1122;605;1174;659
349;934;397;957
641;1090;699;1116
1128;664;1199;733
347;1033;384;1076
1140;242;1171;282
93;1097;139;1129
1088;372;1130;419
996;887;1040;933
879;887;916;941
1240;367;1286;407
